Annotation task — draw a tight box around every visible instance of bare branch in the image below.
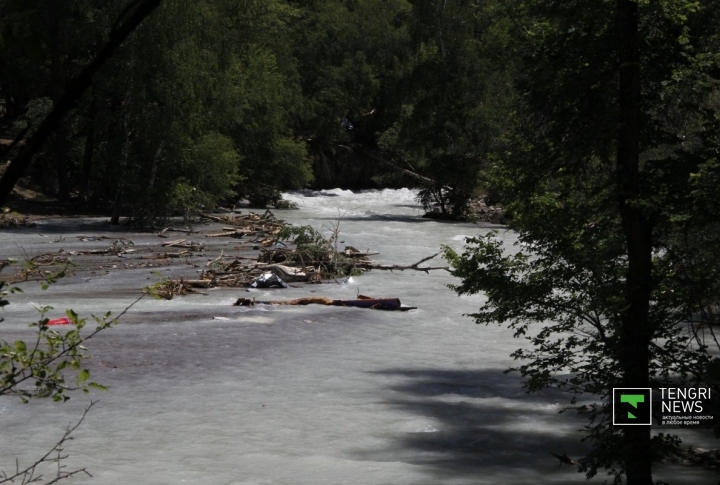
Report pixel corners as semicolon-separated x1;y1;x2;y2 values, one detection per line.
0;403;96;484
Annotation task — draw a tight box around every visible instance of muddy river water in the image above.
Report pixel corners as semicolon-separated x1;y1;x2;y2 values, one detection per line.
0;189;714;484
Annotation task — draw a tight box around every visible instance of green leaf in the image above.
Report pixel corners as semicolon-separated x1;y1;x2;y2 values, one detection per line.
78;369;90;383
87;382;109;391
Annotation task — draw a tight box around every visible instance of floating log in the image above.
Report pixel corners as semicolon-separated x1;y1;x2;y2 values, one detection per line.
335;297;404;310
87;249;114;255
235;296;335;307
233;294;416;311
76;235;116;241
206;231;238;237
175;243;203;250
168;227;200;233
345;251;380;258
182;279;215;288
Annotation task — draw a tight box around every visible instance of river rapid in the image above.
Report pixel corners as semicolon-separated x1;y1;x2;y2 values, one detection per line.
0;189;713;484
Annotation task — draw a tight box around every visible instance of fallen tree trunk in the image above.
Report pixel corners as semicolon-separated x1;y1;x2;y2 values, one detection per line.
182;279;215;287
233;295;416;311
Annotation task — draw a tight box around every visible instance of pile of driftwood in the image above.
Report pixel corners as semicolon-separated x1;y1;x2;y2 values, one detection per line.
1;208;450;299
1;252;76;283
152;245;450;300
199;210;284;242
150;257;316;299
1;240;133;283
257;246;448;275
149;210;451;299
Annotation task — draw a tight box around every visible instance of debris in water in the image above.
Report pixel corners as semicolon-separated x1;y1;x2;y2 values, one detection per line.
250;272;288;289
47;317;73;325
233;294;416;311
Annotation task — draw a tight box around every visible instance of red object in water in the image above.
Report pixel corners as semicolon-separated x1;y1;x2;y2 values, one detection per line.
47;317;73;326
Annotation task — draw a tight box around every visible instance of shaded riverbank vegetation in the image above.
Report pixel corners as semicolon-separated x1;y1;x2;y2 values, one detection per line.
0;0;516;221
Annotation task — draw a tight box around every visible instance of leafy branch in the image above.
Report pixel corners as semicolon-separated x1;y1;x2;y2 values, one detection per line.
0;281;144;402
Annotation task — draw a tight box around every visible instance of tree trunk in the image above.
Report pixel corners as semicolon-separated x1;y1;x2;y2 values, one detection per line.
111;38;136;226
80;96;97;201
110;131;130;225
617;1;654;484
147;141;164;191
49;0;70;201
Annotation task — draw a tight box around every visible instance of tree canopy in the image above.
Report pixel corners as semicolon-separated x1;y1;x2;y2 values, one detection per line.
0;0;519;220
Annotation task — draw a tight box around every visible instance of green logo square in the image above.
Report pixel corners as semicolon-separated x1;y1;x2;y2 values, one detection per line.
613;388;652;425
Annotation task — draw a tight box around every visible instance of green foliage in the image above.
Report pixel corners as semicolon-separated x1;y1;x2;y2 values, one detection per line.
276;223;360;276
1;0;518;209
378;0;515;217
273;198;299;209
0;280;116;403
276;224;330;264
1;0;319;219
9;97;51;135
447;0;720;481
289;0;412;146
162;133;241;215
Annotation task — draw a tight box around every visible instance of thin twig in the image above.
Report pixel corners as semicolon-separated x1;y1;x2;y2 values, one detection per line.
0;402;96;484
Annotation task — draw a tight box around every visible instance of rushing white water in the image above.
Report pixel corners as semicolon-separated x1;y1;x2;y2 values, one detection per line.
0;189;714;484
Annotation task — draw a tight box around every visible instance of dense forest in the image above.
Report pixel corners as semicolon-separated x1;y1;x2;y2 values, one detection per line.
0;0;515;221
2;1;720;484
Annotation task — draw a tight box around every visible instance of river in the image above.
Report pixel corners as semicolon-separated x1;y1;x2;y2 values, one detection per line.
0;188;714;484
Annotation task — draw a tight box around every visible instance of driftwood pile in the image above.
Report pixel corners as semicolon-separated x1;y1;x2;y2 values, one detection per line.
152;213;450;299
152;250;451;300
145;209;453;299
198;210;284;242
1;209;451;299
